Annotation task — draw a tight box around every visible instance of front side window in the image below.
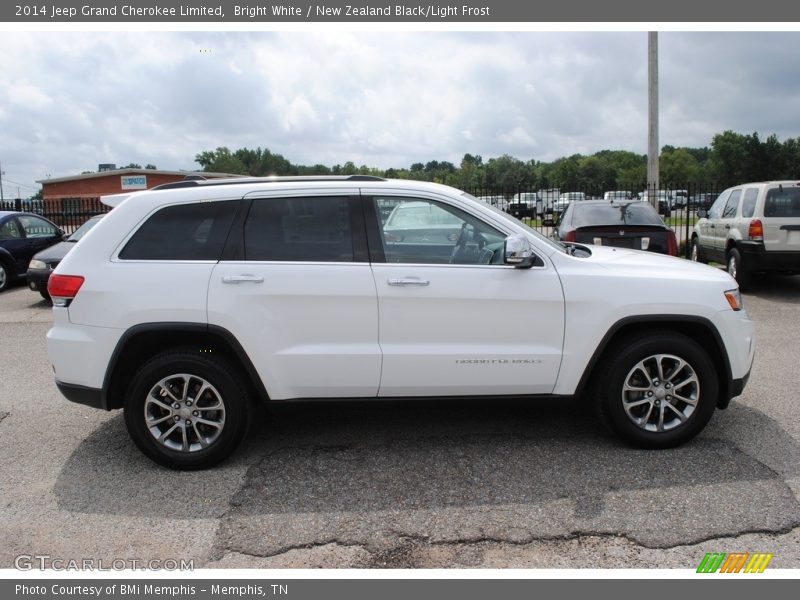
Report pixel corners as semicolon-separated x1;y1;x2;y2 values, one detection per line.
119;200;237;260
244;196;354;262
373;197;505;265
708;190;729;219
722;190;742;219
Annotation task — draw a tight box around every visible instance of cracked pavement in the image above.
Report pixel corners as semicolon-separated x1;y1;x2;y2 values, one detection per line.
1;275;799;569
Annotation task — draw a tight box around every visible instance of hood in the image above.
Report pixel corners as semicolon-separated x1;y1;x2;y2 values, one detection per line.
32;241;75;263
583;245;736;285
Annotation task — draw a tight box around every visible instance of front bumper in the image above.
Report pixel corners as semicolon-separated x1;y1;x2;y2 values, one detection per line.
26;268;51;293
55;380;105;409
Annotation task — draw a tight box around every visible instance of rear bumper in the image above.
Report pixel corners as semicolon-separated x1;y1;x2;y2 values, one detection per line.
738;241;800;272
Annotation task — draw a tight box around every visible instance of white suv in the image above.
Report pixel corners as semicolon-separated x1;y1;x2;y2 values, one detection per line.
691;181;800;289
47;176;755;469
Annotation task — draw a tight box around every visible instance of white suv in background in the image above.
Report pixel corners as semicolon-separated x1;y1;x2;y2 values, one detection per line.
691;181;800;289
47;176;754;469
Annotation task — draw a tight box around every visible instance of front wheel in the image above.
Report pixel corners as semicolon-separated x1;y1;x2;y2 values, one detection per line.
124;349;251;470
595;331;718;449
690;237;705;263
0;262;10;292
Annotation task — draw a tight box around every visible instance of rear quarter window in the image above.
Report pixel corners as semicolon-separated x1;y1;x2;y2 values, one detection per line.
119;201;238;260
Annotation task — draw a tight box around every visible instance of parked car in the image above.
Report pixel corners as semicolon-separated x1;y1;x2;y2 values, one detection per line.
507;192;540;219
671;189;689;208
0;211;64;292
552;200;678;255
554;192;586;214
691;193;717;212
691;181;800;289
382;201;465;246
603;191;635;201
47;175;753;469
639;191;673;218
27;215;104;301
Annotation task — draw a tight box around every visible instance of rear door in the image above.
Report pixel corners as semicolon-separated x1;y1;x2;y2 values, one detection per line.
761;184;800;252
207;190;381;400
365;192;565;397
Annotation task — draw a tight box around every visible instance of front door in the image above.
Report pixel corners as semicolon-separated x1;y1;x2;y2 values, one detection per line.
365;194;565;397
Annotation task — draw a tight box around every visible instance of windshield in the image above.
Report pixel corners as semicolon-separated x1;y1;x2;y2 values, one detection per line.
463;192;564;252
572;202;663;227
68;216;102;241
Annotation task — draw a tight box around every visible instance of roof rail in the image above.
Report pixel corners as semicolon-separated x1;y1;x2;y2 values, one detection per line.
150;174;386;192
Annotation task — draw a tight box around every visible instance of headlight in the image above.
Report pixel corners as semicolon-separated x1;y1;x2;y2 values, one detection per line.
724;288;743;311
29;260;48;270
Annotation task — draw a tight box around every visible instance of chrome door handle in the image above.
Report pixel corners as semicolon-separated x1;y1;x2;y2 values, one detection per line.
222;274;264;284
387;277;430;286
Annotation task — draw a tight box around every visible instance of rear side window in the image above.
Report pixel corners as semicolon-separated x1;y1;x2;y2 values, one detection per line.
119;201;237;260
764;187;800;217
244;196;354;262
741;188;759;218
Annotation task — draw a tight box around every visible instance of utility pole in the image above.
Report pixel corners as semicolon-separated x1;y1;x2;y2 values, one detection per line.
647;32;659;208
0;161;5;202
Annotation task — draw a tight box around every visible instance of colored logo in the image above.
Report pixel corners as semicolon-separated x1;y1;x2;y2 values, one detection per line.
696;552;773;573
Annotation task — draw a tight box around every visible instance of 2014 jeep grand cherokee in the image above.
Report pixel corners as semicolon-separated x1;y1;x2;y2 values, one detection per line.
47;176;755;469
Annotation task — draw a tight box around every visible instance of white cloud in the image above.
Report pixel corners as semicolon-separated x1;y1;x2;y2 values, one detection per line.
1;31;800;196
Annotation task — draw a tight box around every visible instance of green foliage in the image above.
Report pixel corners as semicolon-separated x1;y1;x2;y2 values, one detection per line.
193;131;800;192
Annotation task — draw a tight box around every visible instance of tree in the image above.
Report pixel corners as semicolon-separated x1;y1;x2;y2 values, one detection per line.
145;164;158;170
195;147;248;175
660;148;701;184
122;163;142;169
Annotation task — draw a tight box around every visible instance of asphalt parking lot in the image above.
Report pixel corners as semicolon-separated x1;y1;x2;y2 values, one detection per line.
1;276;799;570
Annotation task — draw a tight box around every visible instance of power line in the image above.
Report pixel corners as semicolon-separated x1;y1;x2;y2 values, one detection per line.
2;178;39;191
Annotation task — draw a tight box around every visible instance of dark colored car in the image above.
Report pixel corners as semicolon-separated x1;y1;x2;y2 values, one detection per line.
552;200;678;255
27;215;103;300
0;211;64;292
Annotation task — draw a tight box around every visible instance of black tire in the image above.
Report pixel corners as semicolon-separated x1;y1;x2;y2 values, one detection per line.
39;291;52;303
0;261;10;292
690;237;705;264
726;247;751;291
594;331;718;449
124;349;251;470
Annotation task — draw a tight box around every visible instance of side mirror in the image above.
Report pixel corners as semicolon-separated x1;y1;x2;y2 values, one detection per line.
504;235;536;268
697;209;708;218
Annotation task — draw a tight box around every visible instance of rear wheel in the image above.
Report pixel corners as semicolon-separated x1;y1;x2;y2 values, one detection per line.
124;349;251;470
595;331;718;448
726;247;751;290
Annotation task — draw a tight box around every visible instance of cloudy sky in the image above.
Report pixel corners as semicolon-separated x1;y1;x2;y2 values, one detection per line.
2;31;800;196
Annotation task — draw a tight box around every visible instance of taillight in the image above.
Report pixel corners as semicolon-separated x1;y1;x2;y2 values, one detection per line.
48;275;85;307
748;219;763;241
667;230;678;256
563;230;576;242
